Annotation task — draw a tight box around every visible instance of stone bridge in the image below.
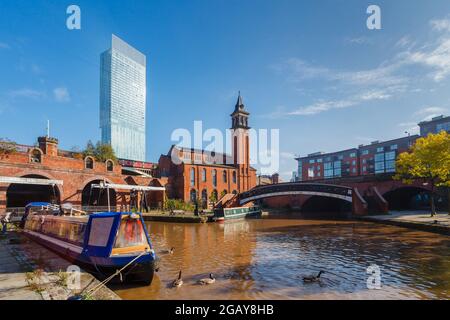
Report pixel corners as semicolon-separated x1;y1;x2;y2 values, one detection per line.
239;175;439;216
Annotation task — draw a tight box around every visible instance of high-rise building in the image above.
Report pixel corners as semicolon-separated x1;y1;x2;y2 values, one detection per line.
100;34;146;161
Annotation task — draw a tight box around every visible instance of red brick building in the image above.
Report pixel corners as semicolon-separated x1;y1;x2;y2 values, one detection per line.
156;93;257;207
0;136;165;211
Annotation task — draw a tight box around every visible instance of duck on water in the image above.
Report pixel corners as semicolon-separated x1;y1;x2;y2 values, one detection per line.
20;202;158;285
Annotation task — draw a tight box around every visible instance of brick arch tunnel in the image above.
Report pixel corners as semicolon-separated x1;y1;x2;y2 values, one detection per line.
6;174;61;208
300;195;352;217
81;179;117;208
382;186;432;211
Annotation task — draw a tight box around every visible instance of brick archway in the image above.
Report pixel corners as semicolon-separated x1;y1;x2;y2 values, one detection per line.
6;174;62;208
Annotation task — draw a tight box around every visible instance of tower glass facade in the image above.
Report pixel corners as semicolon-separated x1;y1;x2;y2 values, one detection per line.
100;34;146;161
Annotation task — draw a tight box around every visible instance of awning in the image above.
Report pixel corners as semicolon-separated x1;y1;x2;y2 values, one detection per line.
90;182;165;192
0;176;63;186
121;167;153;178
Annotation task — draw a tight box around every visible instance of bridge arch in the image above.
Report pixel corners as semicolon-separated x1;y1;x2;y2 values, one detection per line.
383;186;432;211
239;182;353;205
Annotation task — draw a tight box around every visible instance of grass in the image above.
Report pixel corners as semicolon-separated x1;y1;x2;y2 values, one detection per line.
56;270;68;288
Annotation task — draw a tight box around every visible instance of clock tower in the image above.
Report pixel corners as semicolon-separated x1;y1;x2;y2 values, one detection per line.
231;92;251;192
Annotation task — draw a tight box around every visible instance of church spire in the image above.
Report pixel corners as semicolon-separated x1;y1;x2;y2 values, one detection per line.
231;91;250;129
235;91;245;112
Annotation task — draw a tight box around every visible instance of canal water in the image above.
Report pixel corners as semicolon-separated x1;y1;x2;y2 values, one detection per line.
113;215;450;300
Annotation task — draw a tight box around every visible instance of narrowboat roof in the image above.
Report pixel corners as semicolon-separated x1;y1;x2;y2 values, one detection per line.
25;202;52;208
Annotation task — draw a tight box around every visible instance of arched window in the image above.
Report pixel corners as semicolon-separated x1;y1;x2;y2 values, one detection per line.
212;169;217;187
190;167;195;186
201;189;208;207
202;168;207;182
30;149;42;163
232;190;238;195
190;189;197;203
222;170;227;183
232;171;237;183
106;160;114;172
85;157;94;169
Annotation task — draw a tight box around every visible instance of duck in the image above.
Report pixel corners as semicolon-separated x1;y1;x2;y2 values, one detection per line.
198;273;216;285
162;247;175;254
172;270;183;287
302;270;325;283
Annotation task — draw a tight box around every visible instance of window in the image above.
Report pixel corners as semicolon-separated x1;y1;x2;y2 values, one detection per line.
223;170;227;183
325;157;331;162
30;149;42;163
374;153;385;173
201;189;208;206
212;170;217;187
232;171;237;183
190;168;195;186
85;157;94;169
390;144;398;150
362;150;369;155
317;158;323;163
202;168;207;182
386;160;396;172
377;147;384;153
352;160;356;165
362;159;367;164
324;162;333;178
385;151;396;161
309;159;315;164
308;167;314;178
437;122;450;132
190;189;197;203
337;155;344;160
106;160;114;172
350;152;357;158
363;166;367;172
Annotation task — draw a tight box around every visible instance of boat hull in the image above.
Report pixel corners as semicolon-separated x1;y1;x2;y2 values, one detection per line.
214;206;261;221
23;220;156;285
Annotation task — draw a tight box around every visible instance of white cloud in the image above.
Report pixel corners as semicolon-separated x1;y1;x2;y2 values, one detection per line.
345;37;373;45
413;106;449;121
53;87;70;103
395;36;414;49
430;18;450;32
8;88;46;100
284;88;392;117
405;38;450;82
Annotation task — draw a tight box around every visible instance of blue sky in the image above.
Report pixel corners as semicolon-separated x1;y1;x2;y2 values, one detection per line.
1;0;450;180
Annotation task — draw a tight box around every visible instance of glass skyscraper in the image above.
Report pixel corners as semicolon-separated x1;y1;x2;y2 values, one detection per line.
100;34;146;161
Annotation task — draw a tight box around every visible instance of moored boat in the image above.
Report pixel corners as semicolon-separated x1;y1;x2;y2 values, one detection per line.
21;202;157;285
213;205;261;222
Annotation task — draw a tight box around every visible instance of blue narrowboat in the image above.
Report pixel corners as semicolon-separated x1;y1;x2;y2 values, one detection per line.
21;202;157;285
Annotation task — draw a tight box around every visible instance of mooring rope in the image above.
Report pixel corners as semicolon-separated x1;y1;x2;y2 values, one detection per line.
83;249;150;299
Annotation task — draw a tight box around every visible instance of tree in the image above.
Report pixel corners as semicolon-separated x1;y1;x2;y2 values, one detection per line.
0;138;17;158
82;140;96;158
394;131;450;216
81;140;117;162
94;141;117;162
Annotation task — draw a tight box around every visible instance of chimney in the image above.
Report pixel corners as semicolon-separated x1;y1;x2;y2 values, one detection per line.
38;136;59;157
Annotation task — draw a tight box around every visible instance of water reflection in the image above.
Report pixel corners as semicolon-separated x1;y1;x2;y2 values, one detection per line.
113;217;450;300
